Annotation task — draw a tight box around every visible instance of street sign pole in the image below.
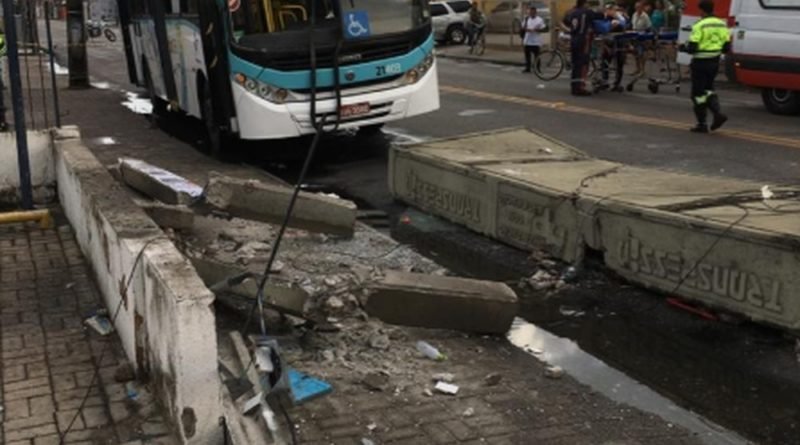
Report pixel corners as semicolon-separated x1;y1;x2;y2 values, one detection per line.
44;0;61;127
66;0;89;87
2;0;34;209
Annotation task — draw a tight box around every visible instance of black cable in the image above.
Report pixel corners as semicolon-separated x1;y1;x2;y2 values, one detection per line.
59;238;159;445
279;398;300;445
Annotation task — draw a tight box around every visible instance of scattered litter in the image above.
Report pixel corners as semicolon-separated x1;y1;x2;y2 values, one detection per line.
52;61;69;75
537;84;546;89
326;296;345;310
416;341;447;361
361;439;376;445
288;369;333;404
539;147;554;154
65;282;76;290
84;314;114;336
367;423;377;431
369;334;391;350
761;185;774;200
462;407;475;417
400;215;412;224
363;372;390;392
528;270;556;290
544;365;565;379
423;387;434;397
91;81;112;90
666;298;717;321
559;306;585;317
484;373;502;387
560;266;580;283
432;373;455;383
434;381;459;395
125;381;140;400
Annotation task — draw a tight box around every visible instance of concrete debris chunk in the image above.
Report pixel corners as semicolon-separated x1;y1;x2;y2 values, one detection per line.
190;257;308;317
133;199;195;230
434;381;459;395
119;158;203;205
205;172;357;237
462;407;475;417
432;373;455;383
368;333;391;350
362;372;390;392
365;272;518;334
544;365;565;379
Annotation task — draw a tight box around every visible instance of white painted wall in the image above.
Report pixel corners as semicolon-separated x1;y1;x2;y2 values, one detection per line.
52;127;222;444
0;130;57;203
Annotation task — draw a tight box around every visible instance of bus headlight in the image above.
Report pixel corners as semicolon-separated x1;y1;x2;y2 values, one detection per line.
402;52;435;85
233;73;298;104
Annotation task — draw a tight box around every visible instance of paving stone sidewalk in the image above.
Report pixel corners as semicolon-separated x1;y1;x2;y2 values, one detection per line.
0;216;176;445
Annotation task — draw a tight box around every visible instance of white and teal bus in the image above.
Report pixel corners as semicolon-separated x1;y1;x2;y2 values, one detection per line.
117;0;439;155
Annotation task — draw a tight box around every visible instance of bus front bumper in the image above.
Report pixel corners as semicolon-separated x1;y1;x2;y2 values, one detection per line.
233;63;440;140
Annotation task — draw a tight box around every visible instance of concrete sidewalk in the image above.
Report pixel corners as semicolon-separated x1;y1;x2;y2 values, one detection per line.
0;216;177;445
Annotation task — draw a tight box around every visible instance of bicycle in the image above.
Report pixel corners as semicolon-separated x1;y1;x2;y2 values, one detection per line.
533;34;596;81
468;27;486;56
87;20;117;42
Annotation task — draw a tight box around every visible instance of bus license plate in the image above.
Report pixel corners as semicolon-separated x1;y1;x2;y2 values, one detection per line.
340;103;370;118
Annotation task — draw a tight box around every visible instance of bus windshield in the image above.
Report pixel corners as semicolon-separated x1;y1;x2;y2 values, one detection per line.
232;0;429;38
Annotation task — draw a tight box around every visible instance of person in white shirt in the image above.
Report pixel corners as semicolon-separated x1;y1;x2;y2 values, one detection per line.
521;6;546;73
631;1;652;75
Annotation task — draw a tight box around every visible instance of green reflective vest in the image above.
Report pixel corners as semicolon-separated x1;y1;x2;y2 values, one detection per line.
690;16;730;59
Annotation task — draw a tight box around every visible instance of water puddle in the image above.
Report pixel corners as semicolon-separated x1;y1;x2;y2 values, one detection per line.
507;318;750;445
121;92;153;115
91;136;118;146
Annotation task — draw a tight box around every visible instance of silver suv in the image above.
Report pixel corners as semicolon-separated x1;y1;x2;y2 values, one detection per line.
431;0;472;44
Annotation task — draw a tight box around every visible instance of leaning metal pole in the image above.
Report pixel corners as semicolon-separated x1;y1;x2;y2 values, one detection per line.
2;0;34;209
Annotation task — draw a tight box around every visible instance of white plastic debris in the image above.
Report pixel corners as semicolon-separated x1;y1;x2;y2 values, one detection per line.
361;439;376;445
761;185;774;200
432;373;455;383
367;423;377;431
423;387;434;397
416;341;446;361
462;407;475;417
85;315;114;336
434;381;459;395
544;365;565;379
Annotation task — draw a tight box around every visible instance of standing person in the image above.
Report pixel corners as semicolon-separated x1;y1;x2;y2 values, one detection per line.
521;6;546;73
680;0;730;132
631;1;652;75
650;0;666;30
466;2;486;47
561;0;599;96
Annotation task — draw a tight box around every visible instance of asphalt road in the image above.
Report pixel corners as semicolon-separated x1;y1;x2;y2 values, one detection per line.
43;21;800;444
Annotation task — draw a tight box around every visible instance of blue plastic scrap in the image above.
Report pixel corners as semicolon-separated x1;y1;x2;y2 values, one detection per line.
288;368;333;404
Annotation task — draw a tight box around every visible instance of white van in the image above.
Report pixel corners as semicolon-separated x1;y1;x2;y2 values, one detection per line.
678;0;800;115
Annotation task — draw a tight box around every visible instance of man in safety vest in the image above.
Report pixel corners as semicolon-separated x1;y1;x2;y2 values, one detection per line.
679;0;730;133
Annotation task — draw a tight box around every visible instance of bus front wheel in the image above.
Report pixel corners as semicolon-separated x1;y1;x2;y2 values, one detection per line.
761;88;800;116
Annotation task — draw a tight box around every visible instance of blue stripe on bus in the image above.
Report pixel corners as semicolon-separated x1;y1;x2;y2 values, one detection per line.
228;35;435;90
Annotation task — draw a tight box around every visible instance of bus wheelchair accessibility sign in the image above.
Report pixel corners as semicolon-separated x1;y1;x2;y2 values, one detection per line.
344;11;371;39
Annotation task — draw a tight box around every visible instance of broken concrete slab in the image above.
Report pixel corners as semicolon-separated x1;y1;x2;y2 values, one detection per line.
365;271;518;334
410;128;587;165
190;256;308;317
119;158;204;205
205;172;357;237
133;199;195;230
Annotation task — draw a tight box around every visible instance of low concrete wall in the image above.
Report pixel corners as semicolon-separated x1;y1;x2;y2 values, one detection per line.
52;127;221;443
0;130;57;204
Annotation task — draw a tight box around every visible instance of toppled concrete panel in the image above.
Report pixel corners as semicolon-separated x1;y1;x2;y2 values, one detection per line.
190;256;308;317
389;147;585;262
119;158;204;205
365;271;518;334
390;128;800;333
54;133;221;443
411;128;587;165
134;199;195;230
205;172;357;237
597;206;800;330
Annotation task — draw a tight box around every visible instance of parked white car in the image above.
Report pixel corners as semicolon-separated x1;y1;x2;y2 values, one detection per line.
487;0;550;34
431;0;473;44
